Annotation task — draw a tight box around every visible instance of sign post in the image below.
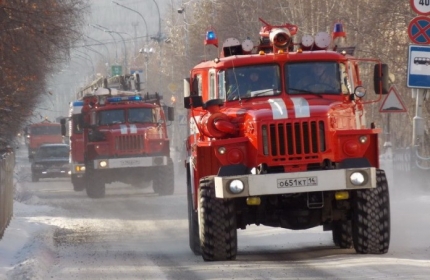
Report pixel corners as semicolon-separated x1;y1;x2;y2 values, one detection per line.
379;86;407;157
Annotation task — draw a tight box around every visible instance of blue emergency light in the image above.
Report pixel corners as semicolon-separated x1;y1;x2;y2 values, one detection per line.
332;22;346;40
73;101;84;106
206;30;216;40
107;96;142;103
204;29;218;47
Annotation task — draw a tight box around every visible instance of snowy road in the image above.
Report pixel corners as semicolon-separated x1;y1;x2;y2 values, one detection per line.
2;147;430;279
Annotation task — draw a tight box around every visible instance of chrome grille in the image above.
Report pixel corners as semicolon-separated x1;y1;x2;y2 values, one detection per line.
262;120;326;158
115;135;144;151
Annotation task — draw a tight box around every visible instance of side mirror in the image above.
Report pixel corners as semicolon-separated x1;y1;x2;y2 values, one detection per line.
60;118;67;136
374;63;389;94
167;106;175;121
184;95;204;109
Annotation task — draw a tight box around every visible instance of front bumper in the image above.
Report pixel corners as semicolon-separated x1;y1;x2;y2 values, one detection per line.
92;156;169;170
214;167;377;198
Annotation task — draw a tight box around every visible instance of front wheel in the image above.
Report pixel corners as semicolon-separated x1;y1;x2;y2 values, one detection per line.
31;173;39;182
198;176;237;261
71;175;85;191
153;158;174;196
187;170;201;255
351;169;390;254
84;164;105;198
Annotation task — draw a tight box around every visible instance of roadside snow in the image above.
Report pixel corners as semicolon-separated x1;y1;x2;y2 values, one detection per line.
0;163;58;280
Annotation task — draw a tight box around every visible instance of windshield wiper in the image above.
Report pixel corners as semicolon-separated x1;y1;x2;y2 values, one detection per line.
287;88;323;98
249;89;279;97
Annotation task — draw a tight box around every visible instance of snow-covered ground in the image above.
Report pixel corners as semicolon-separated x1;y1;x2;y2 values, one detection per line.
0;161;58;280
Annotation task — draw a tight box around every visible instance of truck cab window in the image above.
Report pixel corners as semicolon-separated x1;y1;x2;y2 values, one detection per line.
98;109;125;125
128;108;153;123
225;64;281;100
287;62;341;94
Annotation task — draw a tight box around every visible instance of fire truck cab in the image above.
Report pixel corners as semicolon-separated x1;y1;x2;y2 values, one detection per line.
184;19;391;261
27;119;63;160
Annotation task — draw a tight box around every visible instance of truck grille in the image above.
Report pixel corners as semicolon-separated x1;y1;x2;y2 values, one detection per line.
262;120;326;159
115;135;144;152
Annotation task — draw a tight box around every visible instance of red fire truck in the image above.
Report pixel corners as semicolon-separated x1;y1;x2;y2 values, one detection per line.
64;74;146;192
62;86;175;198
184;19;391;261
27;119;63;159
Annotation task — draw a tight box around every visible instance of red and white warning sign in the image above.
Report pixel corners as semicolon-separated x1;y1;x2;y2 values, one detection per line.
379;85;407;113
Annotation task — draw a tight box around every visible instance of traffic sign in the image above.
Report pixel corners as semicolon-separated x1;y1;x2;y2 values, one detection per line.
130;68;143;75
168;83;178;93
407;44;430;88
379;85;407;113
410;0;430;15
111;65;122;76
408;16;430;44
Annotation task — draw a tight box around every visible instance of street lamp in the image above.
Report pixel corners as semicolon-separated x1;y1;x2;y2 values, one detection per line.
177;6;189;69
112;1;149;43
139;47;154;89
84;35;111;63
92;24;128;74
90;24;118;63
148;0;162;42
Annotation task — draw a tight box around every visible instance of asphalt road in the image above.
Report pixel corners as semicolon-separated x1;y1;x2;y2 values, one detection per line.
10;148;430;279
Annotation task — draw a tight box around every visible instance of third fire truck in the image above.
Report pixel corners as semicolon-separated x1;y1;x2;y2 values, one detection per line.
184;19;391;261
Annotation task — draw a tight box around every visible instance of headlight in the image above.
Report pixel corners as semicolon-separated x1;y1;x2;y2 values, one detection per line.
228;179;244;194
99;160;108;168
359;135;368;144
75;165;85;172
350;172;366;186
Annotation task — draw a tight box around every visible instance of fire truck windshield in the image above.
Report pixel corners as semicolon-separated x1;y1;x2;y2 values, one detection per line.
128;108;154;123
98;109;125;125
286;62;341;94
223;64;281;101
30;126;61;135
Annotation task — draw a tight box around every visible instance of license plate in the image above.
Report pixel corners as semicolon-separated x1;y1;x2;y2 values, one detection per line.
119;159;142;166
48;168;61;172
277;176;318;188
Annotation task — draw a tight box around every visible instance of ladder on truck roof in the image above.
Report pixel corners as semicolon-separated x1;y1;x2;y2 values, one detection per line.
86;88;164;105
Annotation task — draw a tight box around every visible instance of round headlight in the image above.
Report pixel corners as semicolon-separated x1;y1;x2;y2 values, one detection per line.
350;172;365;186
99;161;107;168
218;146;226;155
359;135;368;144
229;179;244;194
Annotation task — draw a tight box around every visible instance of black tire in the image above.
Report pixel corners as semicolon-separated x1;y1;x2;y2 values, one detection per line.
84;165;105;198
153;157;174;196
187;169;201;255
351;169;390;254
71;175;85;191
198;176;237;261
31;173;39;182
332;220;353;249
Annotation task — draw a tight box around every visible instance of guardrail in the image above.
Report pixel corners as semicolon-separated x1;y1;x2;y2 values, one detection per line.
0;152;15;240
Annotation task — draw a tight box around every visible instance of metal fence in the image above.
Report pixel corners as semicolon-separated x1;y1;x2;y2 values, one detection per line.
0;152;15;240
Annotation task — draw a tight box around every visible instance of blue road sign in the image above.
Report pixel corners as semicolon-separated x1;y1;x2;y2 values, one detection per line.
408;16;430;44
407;44;430;88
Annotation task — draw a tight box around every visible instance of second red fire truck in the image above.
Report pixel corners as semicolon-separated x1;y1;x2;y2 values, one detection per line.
62;74;175;198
